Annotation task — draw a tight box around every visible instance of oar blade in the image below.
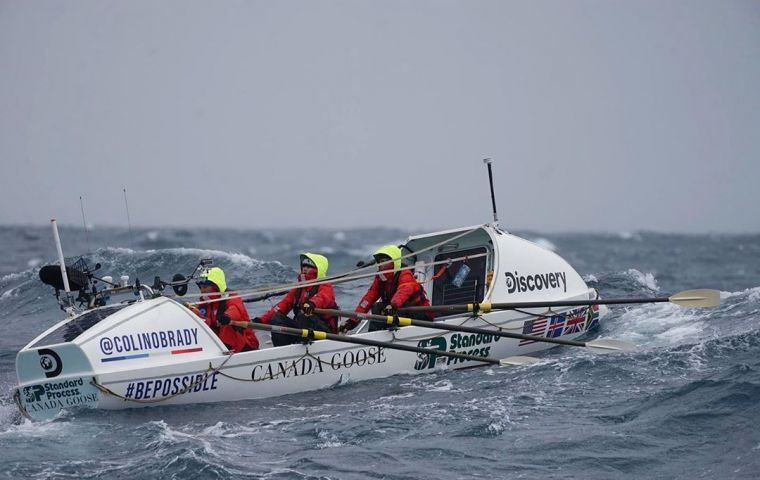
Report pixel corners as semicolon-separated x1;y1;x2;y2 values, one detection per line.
669;289;721;308
585;339;636;354
499;355;540;366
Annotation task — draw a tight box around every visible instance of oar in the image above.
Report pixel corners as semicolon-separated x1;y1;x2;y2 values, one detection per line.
243;290;287;304
316;308;634;354
230;321;539;367
398;289;721;314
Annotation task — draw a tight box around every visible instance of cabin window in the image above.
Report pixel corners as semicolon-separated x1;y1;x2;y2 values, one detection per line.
31;305;128;348
432;247;489;306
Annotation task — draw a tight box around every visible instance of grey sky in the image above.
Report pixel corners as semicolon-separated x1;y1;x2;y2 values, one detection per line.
1;1;758;233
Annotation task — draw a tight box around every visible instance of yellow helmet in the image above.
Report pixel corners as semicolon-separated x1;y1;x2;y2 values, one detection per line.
199;266;227;293
373;245;402;270
300;253;329;279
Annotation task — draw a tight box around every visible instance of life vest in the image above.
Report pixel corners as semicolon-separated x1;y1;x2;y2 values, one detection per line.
293;284;340;333
380;271;428;308
205;294;259;352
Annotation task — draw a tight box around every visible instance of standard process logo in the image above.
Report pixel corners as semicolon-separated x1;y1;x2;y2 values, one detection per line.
23;378;85;403
505;270;567;294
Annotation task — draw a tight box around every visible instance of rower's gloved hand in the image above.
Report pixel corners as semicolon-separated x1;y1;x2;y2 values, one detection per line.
218;314;231;326
382;304;397;316
339;321;355;334
185;302;201;317
252;316;263;323
302;301;315;316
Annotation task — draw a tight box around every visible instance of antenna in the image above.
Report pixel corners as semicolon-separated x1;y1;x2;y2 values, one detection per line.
51;219;74;315
483;158;498;224
122;188;135;250
79;196;91;252
122;187;140;290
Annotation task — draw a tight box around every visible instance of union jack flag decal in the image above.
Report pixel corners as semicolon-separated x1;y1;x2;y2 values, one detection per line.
563;311;586;334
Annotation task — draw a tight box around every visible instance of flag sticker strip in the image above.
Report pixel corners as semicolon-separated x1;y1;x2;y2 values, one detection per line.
518;307;591;346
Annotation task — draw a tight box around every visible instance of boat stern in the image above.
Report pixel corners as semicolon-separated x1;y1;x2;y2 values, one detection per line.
14;343;101;421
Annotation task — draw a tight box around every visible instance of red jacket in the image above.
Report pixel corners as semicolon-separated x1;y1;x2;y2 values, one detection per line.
198;293;259;352
356;269;430;313
261;283;339;333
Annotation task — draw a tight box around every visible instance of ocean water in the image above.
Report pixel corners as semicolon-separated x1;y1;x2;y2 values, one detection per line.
1;225;759;479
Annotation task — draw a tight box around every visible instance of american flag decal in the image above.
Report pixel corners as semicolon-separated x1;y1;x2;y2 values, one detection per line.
519;317;548;346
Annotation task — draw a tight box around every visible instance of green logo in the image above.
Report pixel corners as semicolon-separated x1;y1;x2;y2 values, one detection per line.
414;337;447;370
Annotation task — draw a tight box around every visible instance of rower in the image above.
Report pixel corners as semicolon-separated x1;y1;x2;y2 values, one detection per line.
255;253;340;346
189;267;259;352
340;245;434;333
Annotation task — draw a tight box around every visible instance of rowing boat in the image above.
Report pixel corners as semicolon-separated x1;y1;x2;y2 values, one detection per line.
14;222;616;420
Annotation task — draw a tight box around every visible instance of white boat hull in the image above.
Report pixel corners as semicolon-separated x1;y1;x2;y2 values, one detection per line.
15;297;603;420
15;224;606;420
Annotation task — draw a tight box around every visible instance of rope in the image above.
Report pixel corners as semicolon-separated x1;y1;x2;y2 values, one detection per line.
190;252;488;307
177;225;486;305
13;388;31;420
91;350;236;404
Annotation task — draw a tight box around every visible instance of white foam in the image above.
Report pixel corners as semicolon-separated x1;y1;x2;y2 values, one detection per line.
0;288;18;301
146;231;159;241
426;379;454;392
145;248;263;268
150;420;216;455
333;231;346;241
722;286;760;301
200;421;227;436
102;247;136;254
0;414;67;438
27;258;42;268
316;429;343;448
618;231;642;241
612;303;706;347
376;392;415;401
0;271;29;283
625;268;659;291
531;237;557;252
196;421;263;439
583;274;598;283
655;321;706;344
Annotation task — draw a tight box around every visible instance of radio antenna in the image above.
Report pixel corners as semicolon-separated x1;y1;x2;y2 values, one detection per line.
122;187;140;289
483;158;499;224
51;219;74;315
79;196;91;252
122;188;135;250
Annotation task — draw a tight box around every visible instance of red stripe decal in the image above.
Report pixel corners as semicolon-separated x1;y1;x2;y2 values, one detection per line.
171;347;203;355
